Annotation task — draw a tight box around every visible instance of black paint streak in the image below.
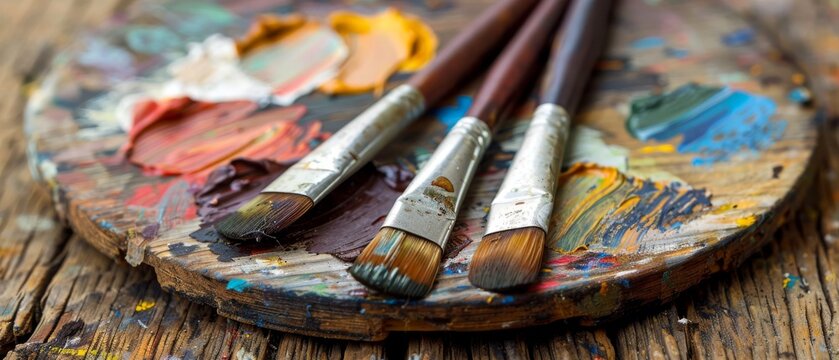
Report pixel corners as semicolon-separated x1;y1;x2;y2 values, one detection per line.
168;243;198;257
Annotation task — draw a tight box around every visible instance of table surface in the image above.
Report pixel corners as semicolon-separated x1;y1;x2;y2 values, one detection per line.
2;0;839;359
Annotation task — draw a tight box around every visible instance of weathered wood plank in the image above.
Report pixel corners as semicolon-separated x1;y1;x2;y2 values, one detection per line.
2;0;839;359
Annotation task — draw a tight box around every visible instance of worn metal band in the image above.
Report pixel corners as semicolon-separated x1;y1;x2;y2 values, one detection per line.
484;103;571;235
263;85;425;202
382;117;492;248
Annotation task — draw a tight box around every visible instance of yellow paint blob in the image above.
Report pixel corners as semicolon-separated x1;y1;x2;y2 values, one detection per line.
320;8;437;95
638;144;676;154
712;203;736;214
135;299;156;312
50;347;120;360
736;215;757;227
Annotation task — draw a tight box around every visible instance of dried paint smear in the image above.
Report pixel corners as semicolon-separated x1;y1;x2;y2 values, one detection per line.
190;160;468;261
161;34;275;103
627;83;786;165
124;97;326;177
235;14;349;105
320;8;437;95
548;163;711;254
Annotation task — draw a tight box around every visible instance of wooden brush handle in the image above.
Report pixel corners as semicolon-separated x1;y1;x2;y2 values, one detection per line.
407;0;539;107
466;0;570;130
543;0;612;115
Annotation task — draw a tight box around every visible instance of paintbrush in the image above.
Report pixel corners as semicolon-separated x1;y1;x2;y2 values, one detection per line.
216;0;540;241
349;0;571;298
469;0;613;291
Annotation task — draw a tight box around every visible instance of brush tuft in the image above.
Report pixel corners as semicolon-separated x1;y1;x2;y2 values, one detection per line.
215;193;313;241
349;228;442;297
468;227;545;291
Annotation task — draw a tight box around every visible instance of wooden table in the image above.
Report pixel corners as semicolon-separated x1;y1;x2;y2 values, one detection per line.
1;0;838;358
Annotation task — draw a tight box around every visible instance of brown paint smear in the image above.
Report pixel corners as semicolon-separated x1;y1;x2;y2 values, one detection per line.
192;159;468;261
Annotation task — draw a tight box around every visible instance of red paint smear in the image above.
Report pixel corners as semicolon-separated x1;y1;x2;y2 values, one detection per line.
125;180;198;222
126;182;176;207
123;97;326;179
545;255;579;267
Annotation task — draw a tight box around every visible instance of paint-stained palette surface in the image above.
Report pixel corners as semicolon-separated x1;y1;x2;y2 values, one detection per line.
25;0;818;340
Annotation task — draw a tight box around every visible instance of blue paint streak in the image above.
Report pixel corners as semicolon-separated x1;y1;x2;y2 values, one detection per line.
722;28;755;46
788;87;811;104
226;278;250;292
634;85;786;165
433;95;472;131
631;36;666;49
99;220;117;233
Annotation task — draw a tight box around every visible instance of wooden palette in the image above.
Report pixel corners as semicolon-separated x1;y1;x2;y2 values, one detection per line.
25;0;819;340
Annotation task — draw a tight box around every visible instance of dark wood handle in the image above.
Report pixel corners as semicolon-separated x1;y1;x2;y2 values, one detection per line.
543;0;613;115
407;0;539;107
466;0;570;130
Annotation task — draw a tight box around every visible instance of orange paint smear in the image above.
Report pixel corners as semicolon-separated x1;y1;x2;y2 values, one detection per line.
320;8;437;95
235;14;307;55
124;97;326;179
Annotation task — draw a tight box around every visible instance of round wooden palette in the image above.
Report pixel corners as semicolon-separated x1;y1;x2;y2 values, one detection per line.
26;0;818;340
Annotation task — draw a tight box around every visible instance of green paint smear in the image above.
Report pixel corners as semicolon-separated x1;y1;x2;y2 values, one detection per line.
626;83;722;140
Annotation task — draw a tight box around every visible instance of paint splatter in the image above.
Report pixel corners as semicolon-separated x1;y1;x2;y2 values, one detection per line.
548;163;712;253
124;97;324;177
433;95;472;131
788;87;812;105
627;83;786;165
442;262;468;275
546;252;620;271
631;36;665;50
320;8;437;95
134;300;155;312
236;14;349;105
736;215;757;227
721;28;756;47
772;165;784;178
783;273;799;290
226;278;250;292
168;243;198;256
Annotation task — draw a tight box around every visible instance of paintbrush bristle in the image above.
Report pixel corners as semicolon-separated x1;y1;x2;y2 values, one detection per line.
468;227;545;291
215;193;313;241
349;227;442;298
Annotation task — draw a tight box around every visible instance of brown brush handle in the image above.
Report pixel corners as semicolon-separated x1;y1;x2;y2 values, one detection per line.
407;0;539;107
543;0;612;115
466;0;570;130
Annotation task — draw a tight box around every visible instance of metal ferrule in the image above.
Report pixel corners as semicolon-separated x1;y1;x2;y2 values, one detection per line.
263;85;425;202
382;117;492;248
484;103;571;235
